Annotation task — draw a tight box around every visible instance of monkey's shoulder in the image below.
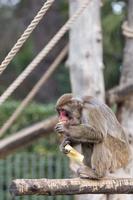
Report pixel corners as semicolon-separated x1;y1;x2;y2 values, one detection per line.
82;96;107;114
83;98;129;144
83;98;123;127
82;99;107;121
82;96;101;106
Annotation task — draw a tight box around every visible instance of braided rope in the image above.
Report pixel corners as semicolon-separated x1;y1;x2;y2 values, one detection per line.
122;21;133;38
0;46;68;137
0;0;90;105
0;0;55;75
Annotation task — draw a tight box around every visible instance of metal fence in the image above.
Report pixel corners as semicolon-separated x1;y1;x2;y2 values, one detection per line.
0;153;74;200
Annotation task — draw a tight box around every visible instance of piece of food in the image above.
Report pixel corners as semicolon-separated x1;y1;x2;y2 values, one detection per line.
65;144;84;164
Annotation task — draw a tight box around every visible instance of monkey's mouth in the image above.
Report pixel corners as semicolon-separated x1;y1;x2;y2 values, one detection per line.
58;109;72;121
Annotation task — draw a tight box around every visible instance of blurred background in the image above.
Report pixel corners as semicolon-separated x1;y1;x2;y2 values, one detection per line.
0;0;128;199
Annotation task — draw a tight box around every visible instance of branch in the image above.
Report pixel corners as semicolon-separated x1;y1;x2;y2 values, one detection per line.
107;82;133;104
0;115;57;158
10;178;133;196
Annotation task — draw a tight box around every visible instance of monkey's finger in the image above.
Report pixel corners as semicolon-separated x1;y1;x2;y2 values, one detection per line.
55;128;64;134
59;145;69;154
60;140;71;152
54;125;63;132
55;122;64;127
63;139;71;147
55;123;64;129
55;124;64;131
55;125;63;131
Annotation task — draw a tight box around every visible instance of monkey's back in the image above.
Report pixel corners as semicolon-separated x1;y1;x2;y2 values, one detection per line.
83;96;131;172
105;134;130;171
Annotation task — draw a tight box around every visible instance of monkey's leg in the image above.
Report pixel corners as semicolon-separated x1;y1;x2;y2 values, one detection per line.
77;165;101;179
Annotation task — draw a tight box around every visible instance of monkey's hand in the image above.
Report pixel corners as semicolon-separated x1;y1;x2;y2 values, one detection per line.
60;138;71;154
54;122;69;135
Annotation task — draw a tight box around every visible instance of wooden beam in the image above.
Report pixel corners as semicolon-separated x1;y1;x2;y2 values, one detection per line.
0;116;57;158
106;82;133;104
10;178;133;196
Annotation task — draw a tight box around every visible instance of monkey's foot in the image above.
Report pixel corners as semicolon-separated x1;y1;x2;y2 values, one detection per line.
77;166;100;180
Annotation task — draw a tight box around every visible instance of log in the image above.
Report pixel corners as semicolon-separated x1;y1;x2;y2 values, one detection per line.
10;178;133;196
0;115;57;158
107;82;133;104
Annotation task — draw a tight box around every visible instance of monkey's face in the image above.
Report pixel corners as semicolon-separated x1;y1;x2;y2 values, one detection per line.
57;103;81;126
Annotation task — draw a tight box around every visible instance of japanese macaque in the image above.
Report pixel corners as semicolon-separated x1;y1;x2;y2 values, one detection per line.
55;93;131;179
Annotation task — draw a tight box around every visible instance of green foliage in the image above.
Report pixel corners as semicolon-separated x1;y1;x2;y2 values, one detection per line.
54;63;71;96
0;100;58;153
59;0;68;17
0;100;55;136
0;1;126;105
11;39;35;73
31;134;59;154
102;1;125;89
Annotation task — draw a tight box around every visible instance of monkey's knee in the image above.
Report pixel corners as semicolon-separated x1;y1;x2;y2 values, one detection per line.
77;166;101;180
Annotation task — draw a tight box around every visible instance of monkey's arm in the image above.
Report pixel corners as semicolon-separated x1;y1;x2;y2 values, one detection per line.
55;123;103;143
67;124;103;143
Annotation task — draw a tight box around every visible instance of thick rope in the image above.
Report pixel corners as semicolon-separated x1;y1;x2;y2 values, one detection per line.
0;46;68;137
0;0;90;105
122;21;133;38
0;0;55;75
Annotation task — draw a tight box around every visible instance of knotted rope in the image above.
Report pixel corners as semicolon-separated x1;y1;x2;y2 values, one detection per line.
0;0;55;75
0;46;68;137
0;0;90;105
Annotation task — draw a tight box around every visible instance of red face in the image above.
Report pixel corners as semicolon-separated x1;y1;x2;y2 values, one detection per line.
57;107;81;125
58;109;70;123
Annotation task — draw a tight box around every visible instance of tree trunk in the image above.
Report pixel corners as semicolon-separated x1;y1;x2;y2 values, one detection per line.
111;1;133;200
67;0;105;200
68;0;104;100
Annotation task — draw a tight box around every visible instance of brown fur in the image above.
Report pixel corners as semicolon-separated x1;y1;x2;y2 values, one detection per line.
55;94;131;179
56;93;73;108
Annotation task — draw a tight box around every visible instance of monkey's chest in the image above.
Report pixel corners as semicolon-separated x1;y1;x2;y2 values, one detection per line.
81;143;94;167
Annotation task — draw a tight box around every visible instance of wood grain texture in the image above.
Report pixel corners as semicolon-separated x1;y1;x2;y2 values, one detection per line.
10;178;133;196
